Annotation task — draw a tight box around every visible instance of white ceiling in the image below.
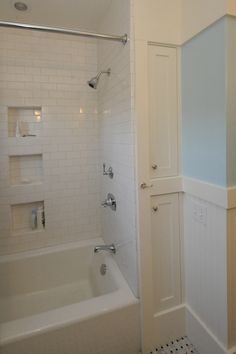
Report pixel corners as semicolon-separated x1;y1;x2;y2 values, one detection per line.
0;0;112;31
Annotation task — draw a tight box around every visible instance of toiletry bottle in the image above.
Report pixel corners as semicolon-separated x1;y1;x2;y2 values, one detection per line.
31;208;37;230
15;120;21;137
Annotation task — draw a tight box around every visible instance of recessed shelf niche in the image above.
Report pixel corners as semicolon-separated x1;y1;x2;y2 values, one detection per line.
11;201;45;235
8;107;42;138
9;154;43;186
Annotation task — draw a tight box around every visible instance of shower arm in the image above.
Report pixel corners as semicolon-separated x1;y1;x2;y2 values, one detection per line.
97;69;111;78
0;21;128;45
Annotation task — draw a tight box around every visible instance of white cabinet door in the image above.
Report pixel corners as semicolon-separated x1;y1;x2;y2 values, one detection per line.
136;41;182;353
148;45;178;178
150;193;181;314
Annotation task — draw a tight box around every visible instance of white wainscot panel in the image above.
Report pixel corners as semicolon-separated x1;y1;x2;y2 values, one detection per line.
183;194;228;348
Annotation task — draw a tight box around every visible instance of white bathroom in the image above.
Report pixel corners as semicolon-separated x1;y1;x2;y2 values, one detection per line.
0;1;235;354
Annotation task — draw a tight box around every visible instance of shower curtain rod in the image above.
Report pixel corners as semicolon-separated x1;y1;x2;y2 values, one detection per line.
0;21;128;44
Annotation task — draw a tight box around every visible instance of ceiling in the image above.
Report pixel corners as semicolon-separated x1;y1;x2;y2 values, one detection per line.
0;0;112;31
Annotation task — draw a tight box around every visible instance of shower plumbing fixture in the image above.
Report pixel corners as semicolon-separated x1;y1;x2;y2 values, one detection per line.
94;244;116;254
103;163;114;179
101;193;116;211
87;68;111;89
14;2;28;11
0;22;128;45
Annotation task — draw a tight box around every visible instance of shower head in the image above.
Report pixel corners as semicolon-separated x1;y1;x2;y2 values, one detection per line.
87;68;111;89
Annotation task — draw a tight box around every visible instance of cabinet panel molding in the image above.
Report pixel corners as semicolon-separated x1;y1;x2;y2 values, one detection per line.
148;45;178;179
150;193;181;314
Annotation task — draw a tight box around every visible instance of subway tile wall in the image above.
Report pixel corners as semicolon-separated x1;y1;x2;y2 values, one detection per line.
0;28;101;254
98;0;138;296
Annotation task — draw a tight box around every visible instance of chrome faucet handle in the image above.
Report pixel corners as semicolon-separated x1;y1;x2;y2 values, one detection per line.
101;198;112;207
101;193;116;211
103;163;114;179
109;243;116;254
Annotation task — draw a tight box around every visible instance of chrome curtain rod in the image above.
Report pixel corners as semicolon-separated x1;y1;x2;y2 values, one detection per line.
0;21;128;45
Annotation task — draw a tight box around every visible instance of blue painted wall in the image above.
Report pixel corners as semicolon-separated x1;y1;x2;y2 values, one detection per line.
227;17;236;187
182;18;227;186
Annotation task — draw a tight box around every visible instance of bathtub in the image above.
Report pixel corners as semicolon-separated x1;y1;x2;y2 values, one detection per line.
0;238;140;354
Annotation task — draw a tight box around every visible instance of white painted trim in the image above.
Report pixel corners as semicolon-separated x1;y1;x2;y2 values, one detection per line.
183;177;228;208
151;176;182;195
228;187;236;209
177;47;183;176
153;304;185;318
147;41;180;48
186;305;228;354
151;176;236;209
183;177;236;209
135;38;156;354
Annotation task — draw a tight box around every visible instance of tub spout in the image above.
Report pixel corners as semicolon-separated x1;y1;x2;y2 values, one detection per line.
94;243;116;254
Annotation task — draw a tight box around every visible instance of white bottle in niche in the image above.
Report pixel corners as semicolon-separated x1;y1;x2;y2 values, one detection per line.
15;120;21;137
37;207;45;230
31;208;37;230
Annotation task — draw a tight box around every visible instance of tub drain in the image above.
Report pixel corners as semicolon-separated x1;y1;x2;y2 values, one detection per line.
100;263;107;275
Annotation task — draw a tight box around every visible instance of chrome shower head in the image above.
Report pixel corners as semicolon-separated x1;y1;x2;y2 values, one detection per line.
88;76;100;89
87;68;111;89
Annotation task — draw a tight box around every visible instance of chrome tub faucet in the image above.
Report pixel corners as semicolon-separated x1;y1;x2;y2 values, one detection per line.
94;243;116;254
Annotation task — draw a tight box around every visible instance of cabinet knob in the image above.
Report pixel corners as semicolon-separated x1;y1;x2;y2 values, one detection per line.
152;164;158;170
152;206;159;212
140;182;153;189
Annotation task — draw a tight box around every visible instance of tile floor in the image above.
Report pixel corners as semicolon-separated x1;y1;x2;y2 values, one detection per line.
149;336;199;354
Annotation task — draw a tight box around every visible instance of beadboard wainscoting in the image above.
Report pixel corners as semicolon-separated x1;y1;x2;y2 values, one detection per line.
138;173;236;354
182;176;236;354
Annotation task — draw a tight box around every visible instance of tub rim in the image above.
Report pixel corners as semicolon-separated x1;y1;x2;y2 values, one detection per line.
0;237;138;346
0;237;102;263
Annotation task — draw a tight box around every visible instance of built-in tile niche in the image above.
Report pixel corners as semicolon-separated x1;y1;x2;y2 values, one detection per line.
11;201;45;235
8;107;42;137
9;154;43;186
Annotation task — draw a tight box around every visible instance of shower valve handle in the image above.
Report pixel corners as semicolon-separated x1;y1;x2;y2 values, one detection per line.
101;193;116;211
103;163;114;179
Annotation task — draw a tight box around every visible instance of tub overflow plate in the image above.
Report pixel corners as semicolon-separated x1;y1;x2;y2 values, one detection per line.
100;263;107;275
